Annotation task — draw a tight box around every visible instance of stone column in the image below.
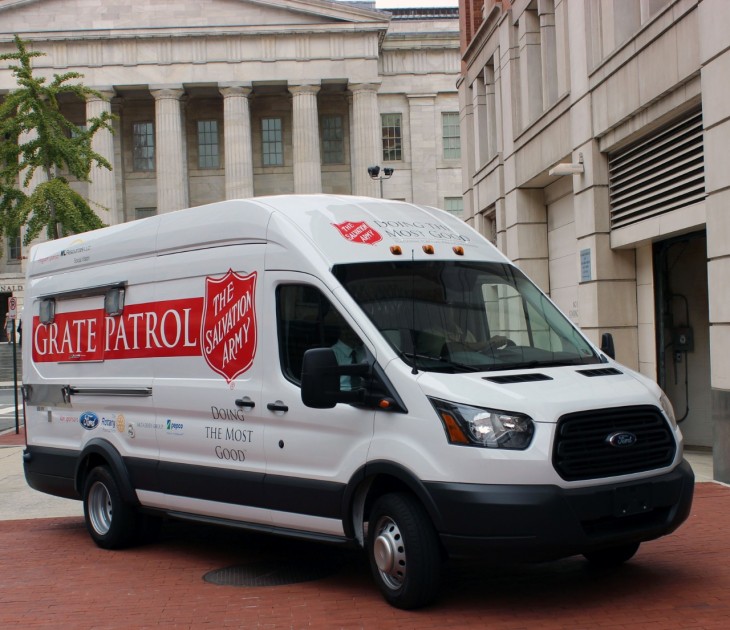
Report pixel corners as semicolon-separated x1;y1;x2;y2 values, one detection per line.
700;0;730;482
471;77;488;170
288;83;322;194
572;142;637;369
349;82;380;197
408;94;437;206
86;88;118;225
150;86;188;213
518;8;543;127
538;0;558;108
219;84;254;199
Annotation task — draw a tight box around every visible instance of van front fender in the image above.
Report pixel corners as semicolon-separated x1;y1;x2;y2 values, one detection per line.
343;460;445;542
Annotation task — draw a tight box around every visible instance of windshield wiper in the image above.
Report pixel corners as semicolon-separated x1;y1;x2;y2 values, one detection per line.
397;351;481;373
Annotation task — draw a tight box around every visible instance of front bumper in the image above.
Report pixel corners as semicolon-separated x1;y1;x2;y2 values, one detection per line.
425;459;694;561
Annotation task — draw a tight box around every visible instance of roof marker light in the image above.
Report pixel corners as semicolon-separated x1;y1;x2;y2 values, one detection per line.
453;246;465;256
390;245;403;255
422;245;435;255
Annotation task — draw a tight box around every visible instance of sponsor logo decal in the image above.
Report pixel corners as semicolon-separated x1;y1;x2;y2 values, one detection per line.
332;221;383;246
101;416;117;432
80;411;99;430
165;419;184;435
606;431;638;447
202;270;257;384
116;414;126;433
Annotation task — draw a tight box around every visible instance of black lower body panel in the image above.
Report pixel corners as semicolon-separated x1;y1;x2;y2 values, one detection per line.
426;459;694;562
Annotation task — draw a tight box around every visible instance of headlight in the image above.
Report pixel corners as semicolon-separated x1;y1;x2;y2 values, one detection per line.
659;390;677;427
429;397;534;450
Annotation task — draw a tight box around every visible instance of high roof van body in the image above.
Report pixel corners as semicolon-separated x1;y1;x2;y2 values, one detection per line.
22;195;694;609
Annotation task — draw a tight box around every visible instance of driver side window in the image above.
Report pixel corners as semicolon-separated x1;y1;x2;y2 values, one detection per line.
276;284;362;385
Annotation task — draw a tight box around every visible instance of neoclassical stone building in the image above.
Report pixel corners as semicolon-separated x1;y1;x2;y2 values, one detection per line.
459;0;729;481
0;0;461;311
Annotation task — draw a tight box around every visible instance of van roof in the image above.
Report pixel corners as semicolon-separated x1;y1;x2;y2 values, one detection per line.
27;195;509;278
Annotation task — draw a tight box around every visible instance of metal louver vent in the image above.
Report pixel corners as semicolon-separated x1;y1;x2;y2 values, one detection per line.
609;110;705;230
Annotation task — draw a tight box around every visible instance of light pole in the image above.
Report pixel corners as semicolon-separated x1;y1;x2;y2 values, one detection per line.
367;165;394;198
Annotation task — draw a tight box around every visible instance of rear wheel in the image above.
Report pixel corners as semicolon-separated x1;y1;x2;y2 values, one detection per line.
367;492;442;609
83;466;137;549
583;542;640;567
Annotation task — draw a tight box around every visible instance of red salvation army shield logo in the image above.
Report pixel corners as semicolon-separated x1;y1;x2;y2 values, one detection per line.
202;270;257;383
332;221;383;245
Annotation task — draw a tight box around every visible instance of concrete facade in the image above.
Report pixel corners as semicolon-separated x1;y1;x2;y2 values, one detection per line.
459;0;730;482
0;0;462;315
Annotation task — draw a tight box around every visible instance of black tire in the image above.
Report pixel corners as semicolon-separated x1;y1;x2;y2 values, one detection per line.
367;492;442;609
82;466;137;549
583;542;640;568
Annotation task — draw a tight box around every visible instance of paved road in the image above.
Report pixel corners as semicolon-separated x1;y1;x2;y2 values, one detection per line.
0;482;728;628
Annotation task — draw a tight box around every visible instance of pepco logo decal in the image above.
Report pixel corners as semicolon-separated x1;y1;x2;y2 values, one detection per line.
332;221;383;245
202;269;257;384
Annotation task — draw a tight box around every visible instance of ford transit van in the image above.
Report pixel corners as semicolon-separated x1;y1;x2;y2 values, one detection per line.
22;195;694;609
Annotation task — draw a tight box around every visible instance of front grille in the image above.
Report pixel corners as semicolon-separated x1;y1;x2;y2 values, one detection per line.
553;406;676;481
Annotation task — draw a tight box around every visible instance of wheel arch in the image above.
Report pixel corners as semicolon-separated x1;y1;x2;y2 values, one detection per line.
75;439;138;505
342;460;444;546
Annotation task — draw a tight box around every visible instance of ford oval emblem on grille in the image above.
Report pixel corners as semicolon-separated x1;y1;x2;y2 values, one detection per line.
606;431;637;447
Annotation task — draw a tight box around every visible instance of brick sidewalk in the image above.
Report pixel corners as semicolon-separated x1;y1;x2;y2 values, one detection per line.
0;483;728;628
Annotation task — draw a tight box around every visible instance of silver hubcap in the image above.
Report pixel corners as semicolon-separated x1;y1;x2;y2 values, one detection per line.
373;515;406;590
88;481;113;536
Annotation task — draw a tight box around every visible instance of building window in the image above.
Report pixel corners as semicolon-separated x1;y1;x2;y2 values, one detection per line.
262;118;284;166
444;197;464;218
197;120;219;169
381;113;402;162
321;115;344;164
442;112;461;160
135;207;157;220
7;235;21;262
133;122;155;171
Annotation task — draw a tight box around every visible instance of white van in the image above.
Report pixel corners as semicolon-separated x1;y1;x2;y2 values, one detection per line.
22;195;694;609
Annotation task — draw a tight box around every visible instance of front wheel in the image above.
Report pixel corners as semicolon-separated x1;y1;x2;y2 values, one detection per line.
367;492;442;609
583;542;640;568
83;466;137;549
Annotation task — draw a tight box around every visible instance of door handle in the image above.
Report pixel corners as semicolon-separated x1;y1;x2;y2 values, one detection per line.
235;397;255;409
267;402;289;413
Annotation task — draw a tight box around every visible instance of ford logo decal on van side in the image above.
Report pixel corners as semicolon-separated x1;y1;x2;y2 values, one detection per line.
79;412;99;430
606;431;637;447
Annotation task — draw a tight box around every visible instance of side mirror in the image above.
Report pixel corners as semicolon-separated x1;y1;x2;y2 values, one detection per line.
300;348;368;408
600;332;616;360
301;348;340;408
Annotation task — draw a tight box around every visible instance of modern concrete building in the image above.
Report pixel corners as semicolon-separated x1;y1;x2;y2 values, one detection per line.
0;0;462;316
459;0;729;481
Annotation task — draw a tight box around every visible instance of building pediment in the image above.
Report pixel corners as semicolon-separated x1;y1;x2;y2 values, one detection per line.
0;0;389;39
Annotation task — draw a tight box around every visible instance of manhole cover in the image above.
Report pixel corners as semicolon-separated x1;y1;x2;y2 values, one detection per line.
204;556;344;587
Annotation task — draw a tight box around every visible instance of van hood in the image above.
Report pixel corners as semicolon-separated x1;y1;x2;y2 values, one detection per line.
416;365;661;423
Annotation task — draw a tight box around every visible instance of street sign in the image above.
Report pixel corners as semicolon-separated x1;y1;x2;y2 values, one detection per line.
8;297;16;319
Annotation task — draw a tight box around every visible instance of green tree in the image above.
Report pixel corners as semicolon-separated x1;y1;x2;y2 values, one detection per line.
0;35;115;252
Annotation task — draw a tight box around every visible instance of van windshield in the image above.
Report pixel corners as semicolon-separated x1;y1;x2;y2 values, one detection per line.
332;260;601;373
